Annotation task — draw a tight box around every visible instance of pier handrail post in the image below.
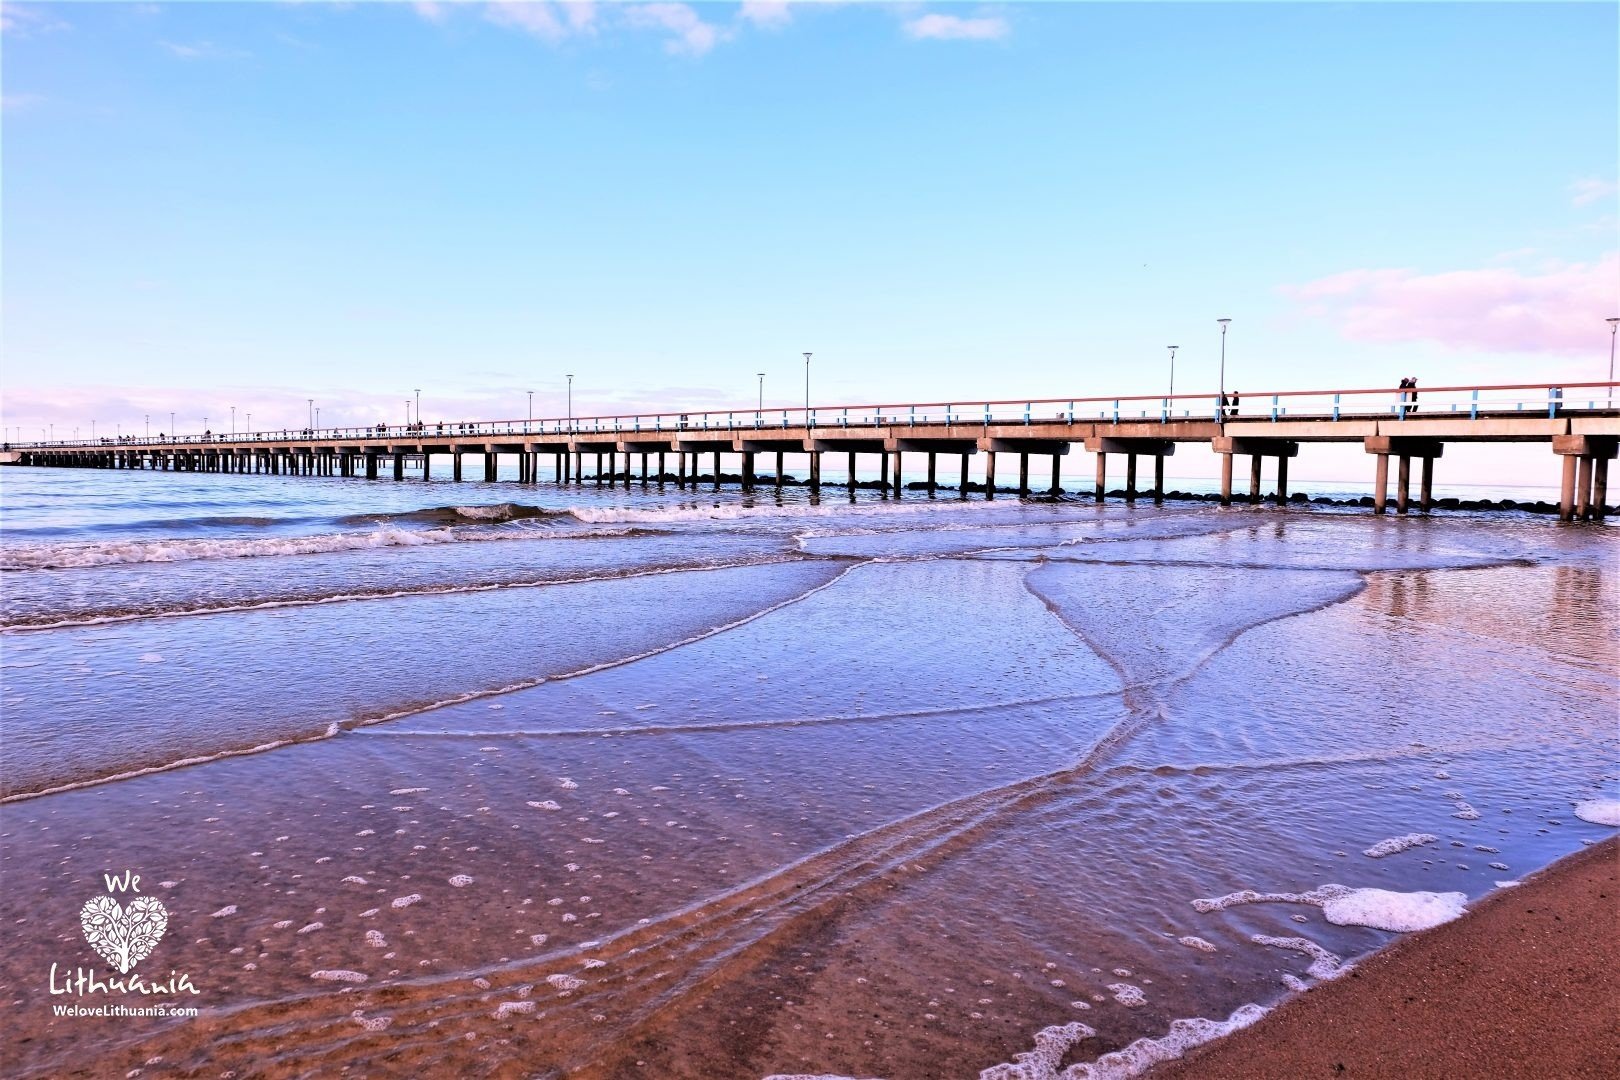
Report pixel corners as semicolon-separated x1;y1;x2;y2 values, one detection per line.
1333;393;1341;421
1271;394;1278;422
1113;399;1120;424
1023;402;1030;425
1470;389;1478;420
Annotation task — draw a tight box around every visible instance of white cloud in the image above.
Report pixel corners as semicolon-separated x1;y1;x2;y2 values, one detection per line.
1571;177;1618;208
620;3;726;56
484;1;571;42
903;12;1008;41
738;1;793;29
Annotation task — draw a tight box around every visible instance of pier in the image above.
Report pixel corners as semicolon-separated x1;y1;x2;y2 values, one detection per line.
8;381;1618;522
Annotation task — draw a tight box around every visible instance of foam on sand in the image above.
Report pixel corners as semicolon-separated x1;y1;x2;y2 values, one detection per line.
1573;799;1620;826
980;1005;1267;1079
1362;833;1437;858
311;969;368;983
1251;935;1342;980
1194;883;1467;932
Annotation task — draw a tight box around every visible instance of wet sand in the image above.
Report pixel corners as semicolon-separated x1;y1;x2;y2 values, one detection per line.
1156;835;1620;1079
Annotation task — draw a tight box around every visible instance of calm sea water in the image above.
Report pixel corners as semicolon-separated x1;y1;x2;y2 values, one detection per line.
0;463;1615;1078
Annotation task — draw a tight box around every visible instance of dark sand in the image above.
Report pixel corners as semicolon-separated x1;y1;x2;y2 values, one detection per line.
1155;835;1619;1079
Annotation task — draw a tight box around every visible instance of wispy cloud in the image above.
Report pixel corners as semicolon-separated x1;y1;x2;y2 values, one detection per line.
1281;253;1620;356
2;91;44;111
902;11;1009;42
159;39;249;60
0;2;69;36
1570;177;1618;208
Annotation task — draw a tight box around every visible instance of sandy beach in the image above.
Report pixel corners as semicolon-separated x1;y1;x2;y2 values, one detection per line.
1155;835;1620;1079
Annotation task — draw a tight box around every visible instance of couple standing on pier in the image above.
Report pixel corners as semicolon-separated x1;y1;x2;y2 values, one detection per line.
1400;377;1420;415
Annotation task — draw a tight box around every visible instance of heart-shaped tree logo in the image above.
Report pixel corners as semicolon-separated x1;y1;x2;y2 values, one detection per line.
81;893;169;974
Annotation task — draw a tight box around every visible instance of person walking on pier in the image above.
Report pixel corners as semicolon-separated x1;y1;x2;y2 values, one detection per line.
1230;390;1240;417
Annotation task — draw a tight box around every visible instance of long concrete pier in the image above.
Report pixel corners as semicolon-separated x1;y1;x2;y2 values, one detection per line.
9;381;1618;521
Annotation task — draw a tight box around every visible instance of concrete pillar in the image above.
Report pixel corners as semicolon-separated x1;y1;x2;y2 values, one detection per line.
1420;456;1434;512
1373;454;1389;514
1018;452;1029;496
641;453;649;486
1125;454;1137;503
1559;452;1577;522
927;452;937;496
985;450;996;500
879;451;889;497
960;453;970;499
848;451;857;490
1594;457;1609;521
712;450;721;491
1575;455;1593;521
1220;453;1233;506
1397;455;1411;515
894;451;903;496
742;451;755;490
774;451;783;486
678;452;687;488
393;453;405;481
1154;454;1165;506
453;452;462;481
1248;455;1262;505
810;450;821;492
422;453;431;481
1095;452;1107;502
1276;455;1289;506
1051;453;1062;495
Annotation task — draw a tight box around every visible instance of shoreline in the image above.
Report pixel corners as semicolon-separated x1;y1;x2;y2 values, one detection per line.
1152;834;1619;1078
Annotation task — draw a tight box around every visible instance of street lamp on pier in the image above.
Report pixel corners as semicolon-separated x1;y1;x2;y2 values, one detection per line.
1216;319;1232;420
757;372;765;415
567;375;574;423
1167;345;1179;400
308;399;314;431
527;390;534;422
414;389;421;427
1607;317;1618;408
803;352;812;421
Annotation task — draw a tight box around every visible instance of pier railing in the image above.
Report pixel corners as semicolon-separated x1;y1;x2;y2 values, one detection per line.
11;381;1619;448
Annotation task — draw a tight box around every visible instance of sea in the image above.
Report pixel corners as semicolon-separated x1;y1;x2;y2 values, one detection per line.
0;461;1615;1079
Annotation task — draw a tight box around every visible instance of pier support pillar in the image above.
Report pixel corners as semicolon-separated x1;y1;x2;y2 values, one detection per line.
1594;457;1610;521
453;452;462;481
422;453;431;481
742;451;755;490
1397;456;1411;514
713;450;722;491
810;450;821;492
1095;452;1107;502
1248;455;1262;505
1154;454;1165;505
960;453;970;499
1051;452;1062;495
677;452;687;489
1420;456;1434;512
848;451;857;491
1559;452;1578;521
984;450;996;500
393;453;405;481
927;452;937;496
879;450;889;497
775;451;784;487
1126;453;1138;503
658;452;666;485
1220;452;1233;506
1018;452;1029;497
894;451;903;496
1575;454;1593;521
641;452;649;486
1374;454;1389;514
1275;455;1289;506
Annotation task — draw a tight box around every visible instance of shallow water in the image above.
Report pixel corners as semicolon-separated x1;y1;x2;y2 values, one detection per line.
0;464;1614;1079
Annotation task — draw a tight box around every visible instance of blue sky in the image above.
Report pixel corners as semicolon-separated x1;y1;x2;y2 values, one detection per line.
2;1;1615;465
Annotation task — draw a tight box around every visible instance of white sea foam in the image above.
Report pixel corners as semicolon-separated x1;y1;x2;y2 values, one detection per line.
391;894;422;909
980;1005;1266;1080
1194;883;1467;932
493;1001;536;1019
545;973;585;991
1252;934;1342;979
1106;983;1145;1007
311;969;368;983
449;874;474;888
1177;936;1217;952
1362;833;1437;858
1573;799;1620;826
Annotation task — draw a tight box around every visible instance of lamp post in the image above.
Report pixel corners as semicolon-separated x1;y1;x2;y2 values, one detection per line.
316;408;321;429
1608;317;1618;408
145;415;150;438
1167;345;1179;399
170;412;175;438
414;389;421;428
567;375;573;423
757;372;765;414
231;406;236;435
527;390;534;422
1216;319;1232;420
91;420;96;441
307;399;314;431
803;352;812;421
405;400;411;427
